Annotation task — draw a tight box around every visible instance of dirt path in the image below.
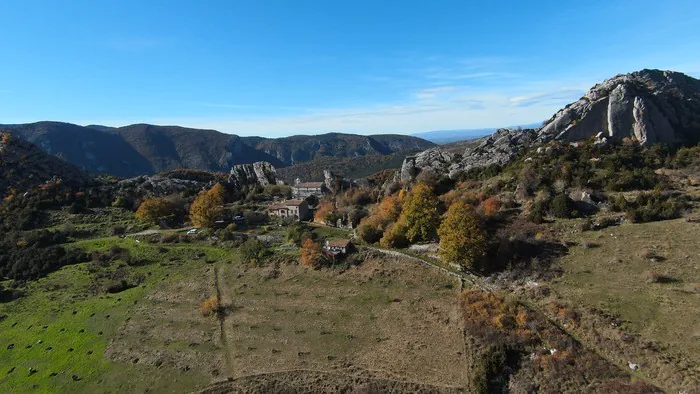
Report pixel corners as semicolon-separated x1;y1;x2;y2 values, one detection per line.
214;265;233;376
363;246;492;291
125;228;163;237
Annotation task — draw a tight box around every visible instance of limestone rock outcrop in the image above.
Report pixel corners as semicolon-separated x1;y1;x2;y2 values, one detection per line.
539;69;700;145
228;161;278;188
399;148;455;183
401;70;700;183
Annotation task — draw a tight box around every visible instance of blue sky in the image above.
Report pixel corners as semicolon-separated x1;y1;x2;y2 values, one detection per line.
1;0;699;137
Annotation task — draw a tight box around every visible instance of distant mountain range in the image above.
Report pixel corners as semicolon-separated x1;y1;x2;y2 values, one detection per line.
412;124;541;144
0;122;434;178
0;131;88;196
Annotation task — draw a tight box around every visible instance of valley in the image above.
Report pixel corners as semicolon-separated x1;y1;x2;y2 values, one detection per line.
2;69;700;393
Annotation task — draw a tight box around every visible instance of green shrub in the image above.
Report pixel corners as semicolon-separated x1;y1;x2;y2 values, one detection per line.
551;193;573;219
474;343;518;394
528;200;548;224
239;238;267;266
611;195;629;212
625;192;685;223
285;222;313;245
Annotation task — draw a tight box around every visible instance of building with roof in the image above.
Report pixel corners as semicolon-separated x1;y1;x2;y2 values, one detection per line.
324;239;355;255
267;199;310;221
292;179;326;198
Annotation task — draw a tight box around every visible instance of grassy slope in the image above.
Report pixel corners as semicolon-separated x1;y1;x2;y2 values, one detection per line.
219;253;467;387
0;237;236;393
553;218;700;356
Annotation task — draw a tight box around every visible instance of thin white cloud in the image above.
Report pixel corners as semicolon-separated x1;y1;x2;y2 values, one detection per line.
140;89;569;137
75;76;598;138
413;86;457;100
509;89;584;107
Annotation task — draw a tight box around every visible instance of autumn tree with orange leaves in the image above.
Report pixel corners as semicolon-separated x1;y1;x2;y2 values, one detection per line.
357;194;402;243
190;183;226;228
135;197;177;225
300;238;325;268
438;201;487;269
313;201;335;224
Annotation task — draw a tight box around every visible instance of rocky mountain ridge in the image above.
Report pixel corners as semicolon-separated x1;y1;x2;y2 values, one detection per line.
2;122;434;178
0;132;88;197
399;69;700;183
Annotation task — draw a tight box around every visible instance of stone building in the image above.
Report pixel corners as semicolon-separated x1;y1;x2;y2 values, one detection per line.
267;199;310;221
292;180;326;198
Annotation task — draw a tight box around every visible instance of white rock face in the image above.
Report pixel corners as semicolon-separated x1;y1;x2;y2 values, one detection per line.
228;161;277;188
398;70;700;183
399;148;455;183
540;69;700;146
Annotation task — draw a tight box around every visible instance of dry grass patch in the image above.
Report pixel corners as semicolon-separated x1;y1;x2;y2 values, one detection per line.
545;217;700;391
219;254;468;388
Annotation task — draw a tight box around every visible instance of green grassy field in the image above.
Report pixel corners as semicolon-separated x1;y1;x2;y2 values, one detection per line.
553;218;700;355
0;222;469;393
0;236;237;393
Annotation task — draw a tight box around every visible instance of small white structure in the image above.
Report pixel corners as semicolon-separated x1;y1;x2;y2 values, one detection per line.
324;239;355;255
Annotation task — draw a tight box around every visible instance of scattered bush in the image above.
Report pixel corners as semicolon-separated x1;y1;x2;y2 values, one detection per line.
69;201;86;214
379;220;410;249
356;217;383;244
104;279;135;294
473;343;519;394
528;199;549;224
480;196;502;217
550;193;574;219
611;195;629;212
286;222;313;246
644;270;664;283
624;192;686;223
199;296;219;317
111;197;131;209
111;225;126;236
239;239;267;266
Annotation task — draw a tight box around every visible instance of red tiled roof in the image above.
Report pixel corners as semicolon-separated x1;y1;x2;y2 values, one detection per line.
284;199;306;206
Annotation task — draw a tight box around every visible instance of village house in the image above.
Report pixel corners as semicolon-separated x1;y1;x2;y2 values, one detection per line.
267;199;310;221
324;239;355;255
292;179;326;198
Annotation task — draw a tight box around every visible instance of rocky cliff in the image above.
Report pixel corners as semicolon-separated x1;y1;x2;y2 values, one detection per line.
399;69;700;183
228;162;278;188
398;148;456;183
539;69;700;145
